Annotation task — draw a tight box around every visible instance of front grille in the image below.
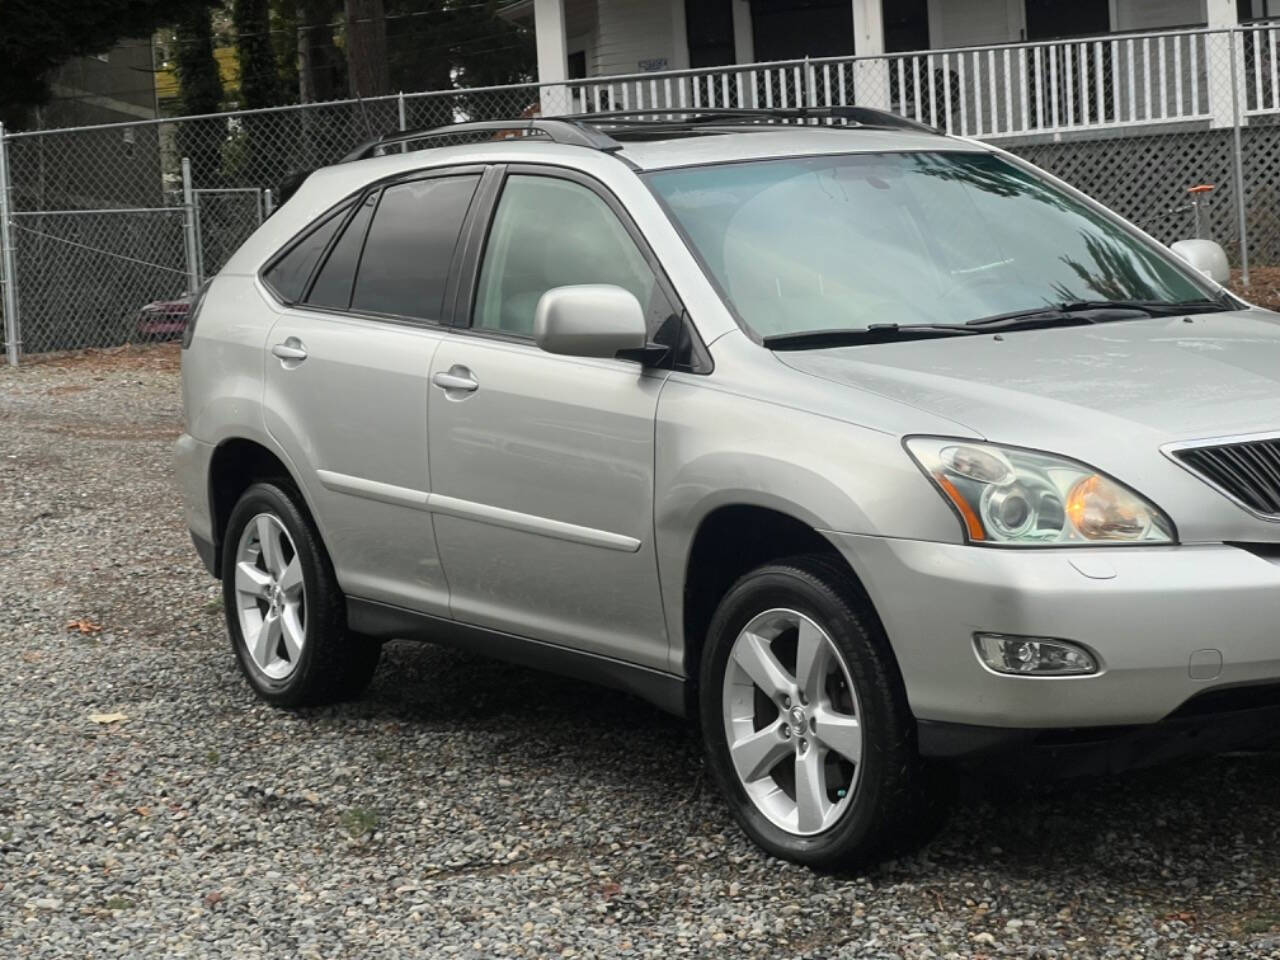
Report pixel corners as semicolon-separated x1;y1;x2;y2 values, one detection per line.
1173;436;1280;517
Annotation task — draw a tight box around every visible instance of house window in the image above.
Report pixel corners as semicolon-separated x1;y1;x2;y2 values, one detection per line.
750;0;853;61
1112;0;1202;31
568;50;587;79
1025;0;1108;40
1240;0;1280;20
885;0;929;53
687;0;736;68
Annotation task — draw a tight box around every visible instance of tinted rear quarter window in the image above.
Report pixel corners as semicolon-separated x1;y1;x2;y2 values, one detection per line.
307;192;377;310
262;204;349;302
350;175;479;320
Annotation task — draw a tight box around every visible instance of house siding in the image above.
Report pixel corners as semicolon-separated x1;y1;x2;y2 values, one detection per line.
592;0;680;76
928;0;1022;48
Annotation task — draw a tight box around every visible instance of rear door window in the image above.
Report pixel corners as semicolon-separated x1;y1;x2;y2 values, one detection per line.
349;175;480;321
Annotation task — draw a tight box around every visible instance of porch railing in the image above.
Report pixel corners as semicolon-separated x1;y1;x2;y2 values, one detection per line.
564;24;1280;139
1243;20;1280;115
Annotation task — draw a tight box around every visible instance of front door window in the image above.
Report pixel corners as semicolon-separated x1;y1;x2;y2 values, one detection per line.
473;175;672;337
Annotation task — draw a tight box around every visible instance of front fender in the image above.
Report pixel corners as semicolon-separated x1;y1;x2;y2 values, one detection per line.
653;376;963;673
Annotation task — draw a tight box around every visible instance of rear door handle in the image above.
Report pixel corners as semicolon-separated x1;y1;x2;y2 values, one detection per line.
271;338;308;362
432;368;479;393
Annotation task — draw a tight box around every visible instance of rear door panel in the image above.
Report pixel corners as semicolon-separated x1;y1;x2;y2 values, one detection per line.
263;313;448;613
259;168;485;616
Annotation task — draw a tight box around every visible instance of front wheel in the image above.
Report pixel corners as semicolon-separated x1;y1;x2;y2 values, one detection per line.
221;481;380;707
699;555;941;869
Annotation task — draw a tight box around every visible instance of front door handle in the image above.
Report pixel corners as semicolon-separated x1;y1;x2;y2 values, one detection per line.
271;338;308;362
432;368;479;393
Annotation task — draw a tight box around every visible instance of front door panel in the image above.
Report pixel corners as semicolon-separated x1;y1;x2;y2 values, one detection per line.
426;337;670;671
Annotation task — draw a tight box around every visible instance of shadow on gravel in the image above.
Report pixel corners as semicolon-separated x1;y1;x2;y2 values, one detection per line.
361;639;689;737
291;636;1280;885
297;638;705;796
918;749;1280;896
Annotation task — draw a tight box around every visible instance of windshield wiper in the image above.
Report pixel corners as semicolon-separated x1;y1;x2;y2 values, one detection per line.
762;296;1237;350
1058;298;1231;315
762;312;1104;349
966;298;1231;329
763;324;980;350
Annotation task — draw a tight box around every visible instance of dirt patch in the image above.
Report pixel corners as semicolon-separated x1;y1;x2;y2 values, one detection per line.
1229;266;1280;312
15;342;182;374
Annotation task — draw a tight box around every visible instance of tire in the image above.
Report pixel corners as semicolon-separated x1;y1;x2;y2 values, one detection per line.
698;554;943;869
221;480;380;707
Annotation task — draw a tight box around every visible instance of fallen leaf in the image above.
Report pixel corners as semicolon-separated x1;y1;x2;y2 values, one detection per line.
21;652;40;663
66;619;102;635
134;806;150;817
203;891;223;908
88;712;128;725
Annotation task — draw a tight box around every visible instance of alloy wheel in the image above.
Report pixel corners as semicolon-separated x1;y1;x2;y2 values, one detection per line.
721;608;864;836
233;513;306;680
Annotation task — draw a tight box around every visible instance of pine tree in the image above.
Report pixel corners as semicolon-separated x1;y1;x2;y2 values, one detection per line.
233;0;282;108
174;3;226;186
345;0;391;98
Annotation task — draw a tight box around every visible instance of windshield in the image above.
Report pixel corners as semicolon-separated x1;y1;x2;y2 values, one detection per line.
646;151;1213;339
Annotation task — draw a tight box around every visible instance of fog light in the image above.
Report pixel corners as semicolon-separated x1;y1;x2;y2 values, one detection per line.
974;633;1098;676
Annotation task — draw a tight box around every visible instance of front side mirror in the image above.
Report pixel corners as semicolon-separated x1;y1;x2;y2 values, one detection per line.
534;284;648;359
1171;238;1230;285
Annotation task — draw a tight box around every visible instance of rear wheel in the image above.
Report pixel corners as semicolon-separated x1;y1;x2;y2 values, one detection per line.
699;555;942;868
222;481;380;706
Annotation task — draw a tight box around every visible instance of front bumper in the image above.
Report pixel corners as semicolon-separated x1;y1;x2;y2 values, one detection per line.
826;533;1280;731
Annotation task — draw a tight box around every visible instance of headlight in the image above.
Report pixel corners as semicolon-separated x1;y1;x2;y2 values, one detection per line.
905;438;1175;546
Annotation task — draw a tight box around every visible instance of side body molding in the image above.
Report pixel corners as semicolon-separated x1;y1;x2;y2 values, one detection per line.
315;469;642;553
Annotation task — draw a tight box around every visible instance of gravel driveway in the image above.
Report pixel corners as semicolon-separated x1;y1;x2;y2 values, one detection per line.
5;345;1280;958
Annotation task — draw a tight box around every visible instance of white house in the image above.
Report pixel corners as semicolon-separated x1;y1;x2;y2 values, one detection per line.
500;0;1280;136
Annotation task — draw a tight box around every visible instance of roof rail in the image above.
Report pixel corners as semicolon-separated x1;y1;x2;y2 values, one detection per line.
339;117;623;163
329;106;941;175
563;106;941;135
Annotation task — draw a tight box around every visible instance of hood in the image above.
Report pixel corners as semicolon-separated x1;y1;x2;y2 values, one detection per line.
778;310;1280;451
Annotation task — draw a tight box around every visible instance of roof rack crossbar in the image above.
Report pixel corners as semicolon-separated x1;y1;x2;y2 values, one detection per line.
340;118;623;163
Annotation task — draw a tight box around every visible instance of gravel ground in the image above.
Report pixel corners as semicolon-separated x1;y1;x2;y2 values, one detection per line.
6;345;1280;959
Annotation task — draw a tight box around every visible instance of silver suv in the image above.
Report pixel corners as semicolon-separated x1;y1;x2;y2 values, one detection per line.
177;108;1279;868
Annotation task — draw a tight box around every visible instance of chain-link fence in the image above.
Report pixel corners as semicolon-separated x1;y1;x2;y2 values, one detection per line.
3;24;1280;363
192;188;270;281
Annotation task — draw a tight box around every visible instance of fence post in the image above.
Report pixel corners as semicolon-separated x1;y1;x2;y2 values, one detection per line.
398;91;408;153
181;157;199;296
0;122;19;366
1229;28;1250;287
264;188;274;218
